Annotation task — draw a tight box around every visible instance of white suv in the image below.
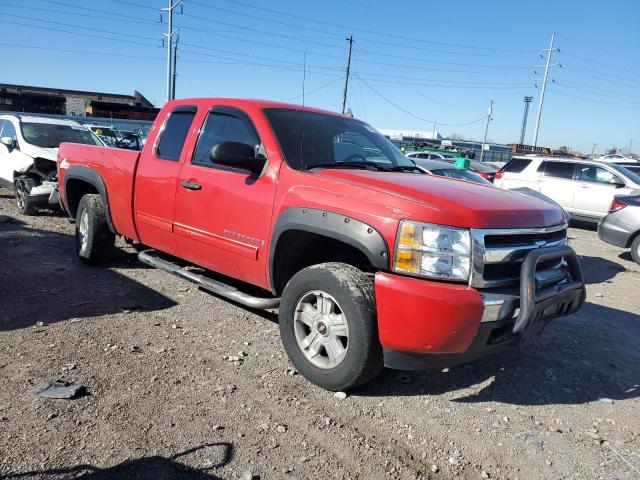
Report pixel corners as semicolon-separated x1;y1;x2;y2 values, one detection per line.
0;115;103;215
494;156;640;223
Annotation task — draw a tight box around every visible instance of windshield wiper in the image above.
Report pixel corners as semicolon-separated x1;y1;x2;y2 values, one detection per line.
389;165;424;173
306;161;391;172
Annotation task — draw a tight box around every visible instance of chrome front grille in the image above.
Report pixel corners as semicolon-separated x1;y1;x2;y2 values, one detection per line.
470;224;568;288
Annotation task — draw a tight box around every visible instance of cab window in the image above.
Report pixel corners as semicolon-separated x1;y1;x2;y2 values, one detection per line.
156;108;196;161
192;108;261;168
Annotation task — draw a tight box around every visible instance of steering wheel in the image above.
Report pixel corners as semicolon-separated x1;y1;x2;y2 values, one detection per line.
117;134;141;150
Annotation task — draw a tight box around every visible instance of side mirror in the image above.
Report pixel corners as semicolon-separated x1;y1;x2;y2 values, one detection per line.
613;181;626;189
210;141;266;175
1;136;15;151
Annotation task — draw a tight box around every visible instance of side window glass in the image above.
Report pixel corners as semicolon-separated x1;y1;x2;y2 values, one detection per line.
580;165;622;185
156;110;196;161
541;161;575;179
0;120;5;137
192;110;260;167
2;121;16;139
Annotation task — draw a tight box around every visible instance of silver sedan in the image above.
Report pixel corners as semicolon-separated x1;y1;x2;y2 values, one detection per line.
598;195;640;264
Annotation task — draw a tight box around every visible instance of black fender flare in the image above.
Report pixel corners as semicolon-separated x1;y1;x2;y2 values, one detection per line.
63;166;116;233
269;207;390;291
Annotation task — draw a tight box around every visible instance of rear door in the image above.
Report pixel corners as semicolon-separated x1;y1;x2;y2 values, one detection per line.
537;161;578;212
173;106;277;287
134;105;197;256
573;164;626;219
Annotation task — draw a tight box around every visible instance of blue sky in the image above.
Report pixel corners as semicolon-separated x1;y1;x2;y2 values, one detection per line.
2;0;639;153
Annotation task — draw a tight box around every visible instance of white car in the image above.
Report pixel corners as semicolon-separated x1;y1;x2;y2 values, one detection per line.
494;155;640;223
597;154;638;163
0;115;103;215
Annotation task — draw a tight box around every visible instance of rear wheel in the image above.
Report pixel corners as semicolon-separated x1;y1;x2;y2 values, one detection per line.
631;235;640;265
279;262;383;391
14;178;38;216
75;194;115;265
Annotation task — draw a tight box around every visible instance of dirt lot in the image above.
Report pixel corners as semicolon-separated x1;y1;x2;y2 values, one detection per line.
0;191;638;480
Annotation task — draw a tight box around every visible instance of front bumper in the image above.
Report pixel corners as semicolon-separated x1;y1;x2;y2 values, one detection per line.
28;181;59;205
376;245;586;370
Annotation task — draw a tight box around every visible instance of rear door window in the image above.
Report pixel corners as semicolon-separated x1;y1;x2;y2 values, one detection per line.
501;158;531;173
1;120;16;139
539;161;575;179
156;109;196;161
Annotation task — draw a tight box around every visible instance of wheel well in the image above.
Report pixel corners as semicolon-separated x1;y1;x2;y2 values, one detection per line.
271;229;376;295
627;229;640;248
65;179;99;219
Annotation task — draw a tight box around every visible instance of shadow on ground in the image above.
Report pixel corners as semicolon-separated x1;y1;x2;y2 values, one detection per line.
0;216;176;331
1;442;234;480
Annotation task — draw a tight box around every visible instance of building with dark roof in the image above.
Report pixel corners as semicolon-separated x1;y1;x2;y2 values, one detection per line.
0;83;160;120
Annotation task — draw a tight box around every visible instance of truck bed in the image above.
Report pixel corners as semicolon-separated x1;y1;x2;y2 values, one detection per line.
58;143;141;240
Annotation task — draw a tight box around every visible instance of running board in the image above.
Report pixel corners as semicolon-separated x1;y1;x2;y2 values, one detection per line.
138;250;280;309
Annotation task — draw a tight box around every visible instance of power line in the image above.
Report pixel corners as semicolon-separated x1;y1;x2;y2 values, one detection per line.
355;75;487;126
550;87;640;110
281;78;342;102
215;0;536;54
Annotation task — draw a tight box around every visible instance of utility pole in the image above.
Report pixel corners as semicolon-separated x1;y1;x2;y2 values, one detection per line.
533;32;558;147
172;36;179;100
432;117;437;141
341;35;353;114
479;99;493;162
628;139;634;155
591;142;598;155
161;0;182;102
520;96;533;145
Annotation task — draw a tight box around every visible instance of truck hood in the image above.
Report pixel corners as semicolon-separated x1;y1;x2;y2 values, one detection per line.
316;169;566;229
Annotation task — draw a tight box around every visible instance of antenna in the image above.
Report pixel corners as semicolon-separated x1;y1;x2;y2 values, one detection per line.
299;53;306;170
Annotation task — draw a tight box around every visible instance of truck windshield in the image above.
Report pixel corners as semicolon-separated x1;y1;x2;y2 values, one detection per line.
20;123;103;148
264;108;416;171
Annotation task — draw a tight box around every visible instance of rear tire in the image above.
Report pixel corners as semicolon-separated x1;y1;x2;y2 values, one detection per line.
631;235;640;265
75;194;115;265
279;262;383;391
14;178;38;216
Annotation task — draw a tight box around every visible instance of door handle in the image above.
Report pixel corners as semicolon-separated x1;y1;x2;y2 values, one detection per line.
180;181;202;191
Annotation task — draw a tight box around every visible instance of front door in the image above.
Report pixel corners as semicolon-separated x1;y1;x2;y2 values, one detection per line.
0;120;17;187
134;105;198;256
173;106;277;288
573;164;626;219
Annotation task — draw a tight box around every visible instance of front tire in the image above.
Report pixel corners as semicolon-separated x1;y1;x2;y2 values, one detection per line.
279;263;383;391
631;235;640;265
75;194;115;265
15;178;38;216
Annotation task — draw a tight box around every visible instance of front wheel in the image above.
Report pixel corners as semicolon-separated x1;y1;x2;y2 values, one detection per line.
279;263;383;391
631;235;640;265
75;194;115;265
15;178;38;216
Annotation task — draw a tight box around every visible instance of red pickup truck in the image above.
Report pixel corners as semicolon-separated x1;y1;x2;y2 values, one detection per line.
57;98;586;390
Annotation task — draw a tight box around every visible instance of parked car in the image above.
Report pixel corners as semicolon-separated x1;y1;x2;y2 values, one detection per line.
57;98;585;391
407;153;498;182
598;195;640;264
616;161;640;176
0;114;103;215
494;155;640;224
411;158;492;185
597;154;638;163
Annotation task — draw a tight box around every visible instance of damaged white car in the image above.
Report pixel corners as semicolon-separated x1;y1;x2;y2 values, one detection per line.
0;115;103;215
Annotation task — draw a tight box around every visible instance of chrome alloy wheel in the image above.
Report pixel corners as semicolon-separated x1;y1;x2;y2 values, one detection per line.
78;209;89;253
293;290;349;369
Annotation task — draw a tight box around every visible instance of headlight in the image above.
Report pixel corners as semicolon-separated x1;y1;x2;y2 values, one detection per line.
393;220;471;281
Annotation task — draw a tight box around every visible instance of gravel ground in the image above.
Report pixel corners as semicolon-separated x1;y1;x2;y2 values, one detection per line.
0;191;639;480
